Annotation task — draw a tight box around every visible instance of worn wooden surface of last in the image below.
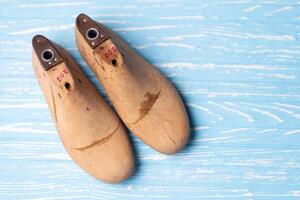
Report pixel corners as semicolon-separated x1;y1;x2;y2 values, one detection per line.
0;0;300;199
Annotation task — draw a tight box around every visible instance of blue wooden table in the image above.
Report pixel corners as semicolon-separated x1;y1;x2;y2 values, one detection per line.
1;0;300;199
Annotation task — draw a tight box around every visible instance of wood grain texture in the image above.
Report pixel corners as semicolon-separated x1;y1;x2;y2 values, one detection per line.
0;0;300;199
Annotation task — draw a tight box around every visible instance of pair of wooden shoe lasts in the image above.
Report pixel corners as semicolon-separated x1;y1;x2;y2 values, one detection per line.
32;13;190;183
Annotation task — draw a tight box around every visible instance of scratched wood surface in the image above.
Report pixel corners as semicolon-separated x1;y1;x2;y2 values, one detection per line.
0;0;300;199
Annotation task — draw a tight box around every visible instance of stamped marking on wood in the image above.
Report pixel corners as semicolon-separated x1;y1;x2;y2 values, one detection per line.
104;45;118;59
56;68;69;82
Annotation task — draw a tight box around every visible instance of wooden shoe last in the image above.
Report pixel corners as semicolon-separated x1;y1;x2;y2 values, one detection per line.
75;14;190;154
32;35;134;183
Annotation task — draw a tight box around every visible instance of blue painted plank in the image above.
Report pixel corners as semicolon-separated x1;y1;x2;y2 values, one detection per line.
0;0;300;199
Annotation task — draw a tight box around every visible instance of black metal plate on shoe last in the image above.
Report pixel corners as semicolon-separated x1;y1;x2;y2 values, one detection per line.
32;35;63;71
76;13;109;49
